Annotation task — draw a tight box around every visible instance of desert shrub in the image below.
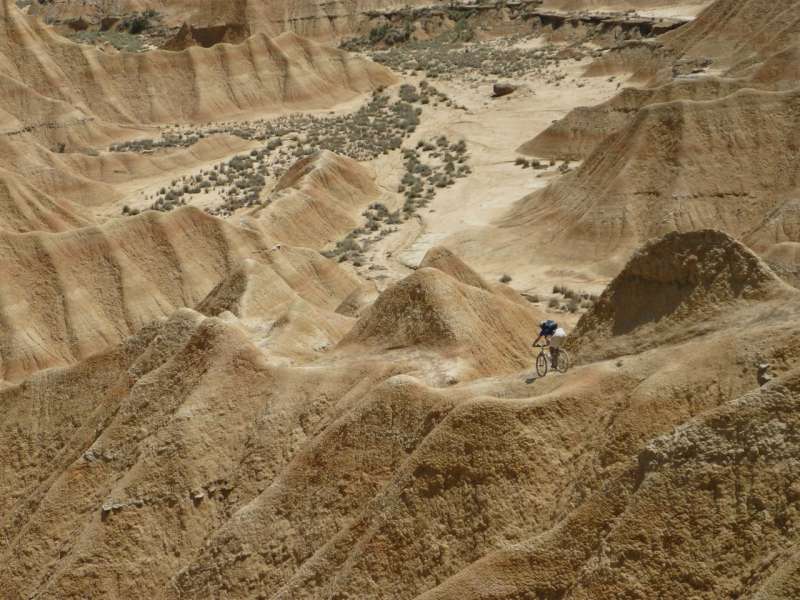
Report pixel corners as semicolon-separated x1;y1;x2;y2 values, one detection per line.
121;12;151;34
399;84;420;103
499;274;512;283
370;203;390;217
548;297;560;308
368;24;391;44
335;238;362;253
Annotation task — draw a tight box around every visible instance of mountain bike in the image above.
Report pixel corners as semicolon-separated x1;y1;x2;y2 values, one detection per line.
533;343;570;377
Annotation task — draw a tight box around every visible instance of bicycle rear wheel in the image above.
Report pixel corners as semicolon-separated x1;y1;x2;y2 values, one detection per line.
536;352;548;377
556;349;570;373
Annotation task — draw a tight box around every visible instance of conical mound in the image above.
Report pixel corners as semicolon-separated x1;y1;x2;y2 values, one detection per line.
571;229;787;359
340;263;543;374
418;245;491;291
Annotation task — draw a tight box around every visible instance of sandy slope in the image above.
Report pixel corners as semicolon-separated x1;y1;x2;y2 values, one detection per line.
662;0;800;66
496;88;800;279
251;150;383;249
1;1;395;124
0;207;360;381
3;0;800;597
2;231;799;599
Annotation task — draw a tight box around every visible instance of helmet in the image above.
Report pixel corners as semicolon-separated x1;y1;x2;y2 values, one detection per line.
540;321;547;328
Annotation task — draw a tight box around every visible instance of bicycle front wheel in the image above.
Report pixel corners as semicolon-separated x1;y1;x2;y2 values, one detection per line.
536;352;548;377
556;349;570;373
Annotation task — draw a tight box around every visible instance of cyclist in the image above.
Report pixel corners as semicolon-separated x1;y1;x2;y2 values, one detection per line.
533;320;567;370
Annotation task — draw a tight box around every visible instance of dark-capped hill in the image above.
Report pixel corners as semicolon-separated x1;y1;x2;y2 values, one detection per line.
570;230;790;361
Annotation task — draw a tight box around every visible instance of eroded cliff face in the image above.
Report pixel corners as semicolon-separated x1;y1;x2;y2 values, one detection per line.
23;0;454;41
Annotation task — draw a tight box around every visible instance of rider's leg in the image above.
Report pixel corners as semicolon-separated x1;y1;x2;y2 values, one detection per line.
550;347;559;369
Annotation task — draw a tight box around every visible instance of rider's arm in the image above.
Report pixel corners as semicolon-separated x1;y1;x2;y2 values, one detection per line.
533;334;542;346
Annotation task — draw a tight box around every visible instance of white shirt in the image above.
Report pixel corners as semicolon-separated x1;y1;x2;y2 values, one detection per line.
550;327;567;348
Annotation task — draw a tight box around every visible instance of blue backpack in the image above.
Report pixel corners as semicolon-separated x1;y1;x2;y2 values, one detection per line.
540;320;558;336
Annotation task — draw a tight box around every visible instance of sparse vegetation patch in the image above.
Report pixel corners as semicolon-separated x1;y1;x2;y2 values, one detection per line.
351;36;571;82
550;285;598;313
119;86;453;217
324;133;472;264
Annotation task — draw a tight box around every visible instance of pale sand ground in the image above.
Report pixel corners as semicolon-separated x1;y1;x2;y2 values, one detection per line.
106;43;622;328
636;2;712;19
539;0;712;17
357;55;622;326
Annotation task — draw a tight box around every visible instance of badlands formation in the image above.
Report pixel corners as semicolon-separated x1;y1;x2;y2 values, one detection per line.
1;0;800;598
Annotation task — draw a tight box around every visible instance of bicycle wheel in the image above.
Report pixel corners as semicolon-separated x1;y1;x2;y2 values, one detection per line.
556;349;570;373
535;352;548;377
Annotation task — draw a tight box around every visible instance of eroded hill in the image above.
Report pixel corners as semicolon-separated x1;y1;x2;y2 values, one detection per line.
2;231;799;599
2;0;800;598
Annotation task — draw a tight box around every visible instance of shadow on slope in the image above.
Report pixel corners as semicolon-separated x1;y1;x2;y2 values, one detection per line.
569;229;792;362
197;256;358;360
